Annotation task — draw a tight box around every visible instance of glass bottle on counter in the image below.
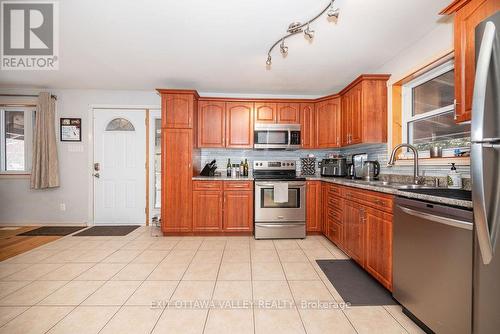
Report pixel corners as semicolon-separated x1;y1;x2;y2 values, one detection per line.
240;161;244;176
226;159;231;177
243;159;249;176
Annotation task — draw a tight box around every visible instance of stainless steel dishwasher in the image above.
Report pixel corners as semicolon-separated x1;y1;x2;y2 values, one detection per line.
393;197;473;334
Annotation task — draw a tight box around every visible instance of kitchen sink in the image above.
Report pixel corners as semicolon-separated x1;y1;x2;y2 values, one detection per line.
393;184;438;190
359;180;437;190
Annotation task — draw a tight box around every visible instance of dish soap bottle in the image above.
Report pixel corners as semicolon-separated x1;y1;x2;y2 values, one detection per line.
447;163;462;189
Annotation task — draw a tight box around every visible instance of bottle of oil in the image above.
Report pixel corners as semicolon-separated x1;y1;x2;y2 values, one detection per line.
226;159;231;177
243;159;249;176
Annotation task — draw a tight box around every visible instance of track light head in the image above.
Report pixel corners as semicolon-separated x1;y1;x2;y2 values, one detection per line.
279;39;288;55
327;8;340;19
304;24;314;39
266;55;272;66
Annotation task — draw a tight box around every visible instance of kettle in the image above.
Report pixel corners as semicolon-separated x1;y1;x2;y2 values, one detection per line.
362;160;380;181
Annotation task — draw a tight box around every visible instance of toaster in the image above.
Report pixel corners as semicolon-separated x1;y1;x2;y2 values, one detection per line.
320;158;347;177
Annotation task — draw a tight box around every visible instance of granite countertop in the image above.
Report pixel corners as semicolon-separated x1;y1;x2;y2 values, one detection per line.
192;175;472;209
307;176;472;209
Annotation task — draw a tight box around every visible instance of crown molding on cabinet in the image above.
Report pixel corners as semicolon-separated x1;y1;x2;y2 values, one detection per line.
156;74;391;104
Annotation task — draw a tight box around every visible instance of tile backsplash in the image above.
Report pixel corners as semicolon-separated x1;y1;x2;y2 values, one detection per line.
200;143;470;178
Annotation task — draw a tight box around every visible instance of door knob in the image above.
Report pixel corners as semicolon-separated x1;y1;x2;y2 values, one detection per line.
93;173;100;178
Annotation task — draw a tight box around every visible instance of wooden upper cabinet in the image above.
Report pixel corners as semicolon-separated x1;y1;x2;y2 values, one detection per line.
341;92;351;146
255;102;300;124
315;97;341;148
341;83;362;146
300;103;315;148
160;92;197;129
350;84;363;145
306;181;322;232
440;0;500;123
198;100;225;147
340;75;390;146
225;102;254;148
161;128;193;233
365;207;393;290
255;103;277;123
276;103;300;123
223;191;253;232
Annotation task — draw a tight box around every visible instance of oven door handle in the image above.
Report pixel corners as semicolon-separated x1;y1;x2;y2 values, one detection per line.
256;223;305;228
255;182;306;187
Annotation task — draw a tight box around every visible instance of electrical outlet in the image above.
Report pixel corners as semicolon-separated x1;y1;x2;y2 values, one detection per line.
59;203;66;211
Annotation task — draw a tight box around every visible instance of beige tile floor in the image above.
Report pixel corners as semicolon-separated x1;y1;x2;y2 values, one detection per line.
0;227;424;334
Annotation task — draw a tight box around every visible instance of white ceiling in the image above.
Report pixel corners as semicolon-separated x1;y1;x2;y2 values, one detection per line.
0;0;451;95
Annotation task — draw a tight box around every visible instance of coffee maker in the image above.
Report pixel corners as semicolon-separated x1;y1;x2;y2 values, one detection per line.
346;153;368;179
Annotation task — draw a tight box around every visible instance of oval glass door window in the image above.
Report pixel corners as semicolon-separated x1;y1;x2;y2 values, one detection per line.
105;118;135;131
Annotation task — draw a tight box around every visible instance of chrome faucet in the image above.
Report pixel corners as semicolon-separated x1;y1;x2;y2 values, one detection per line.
387;143;424;185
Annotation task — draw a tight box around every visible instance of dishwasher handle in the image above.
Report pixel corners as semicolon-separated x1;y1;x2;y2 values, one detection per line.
397;205;473;231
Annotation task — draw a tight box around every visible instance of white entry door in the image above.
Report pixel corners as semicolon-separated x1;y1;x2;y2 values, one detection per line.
93;109;146;225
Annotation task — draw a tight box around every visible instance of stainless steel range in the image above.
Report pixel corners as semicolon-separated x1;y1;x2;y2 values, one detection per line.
253;160;306;239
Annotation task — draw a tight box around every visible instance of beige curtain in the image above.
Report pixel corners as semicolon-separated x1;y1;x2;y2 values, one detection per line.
30;92;60;189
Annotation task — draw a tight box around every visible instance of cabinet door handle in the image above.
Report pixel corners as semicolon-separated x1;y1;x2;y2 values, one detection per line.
453;99;458;120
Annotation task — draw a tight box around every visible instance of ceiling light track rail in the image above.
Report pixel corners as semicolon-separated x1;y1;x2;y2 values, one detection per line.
266;0;340;66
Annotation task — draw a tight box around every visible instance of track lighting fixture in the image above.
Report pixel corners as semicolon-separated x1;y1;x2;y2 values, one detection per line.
266;0;340;66
280;39;288;55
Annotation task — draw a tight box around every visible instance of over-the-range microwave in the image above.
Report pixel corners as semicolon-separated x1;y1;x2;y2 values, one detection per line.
253;124;301;150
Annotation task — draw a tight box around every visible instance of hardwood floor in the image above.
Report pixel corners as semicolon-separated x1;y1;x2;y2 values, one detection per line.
0;227;61;261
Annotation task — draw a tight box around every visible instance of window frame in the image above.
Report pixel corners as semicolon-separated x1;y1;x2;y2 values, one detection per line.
402;59;456;146
0;107;36;174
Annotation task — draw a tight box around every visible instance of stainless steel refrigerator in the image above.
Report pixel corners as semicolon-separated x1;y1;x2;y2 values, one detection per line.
471;10;500;334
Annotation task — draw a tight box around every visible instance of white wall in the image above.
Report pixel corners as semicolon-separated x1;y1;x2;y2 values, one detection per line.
373;16;455;149
0;89;160;225
0;16;455;225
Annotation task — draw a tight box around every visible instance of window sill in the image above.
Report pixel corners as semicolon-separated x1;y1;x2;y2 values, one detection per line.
0;173;31;179
394;156;470;166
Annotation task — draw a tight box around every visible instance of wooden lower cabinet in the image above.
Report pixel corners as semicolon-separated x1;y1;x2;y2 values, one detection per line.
342;200;366;267
321;183;330;232
365;207;393;290
320;183;394;290
192;181;253;233
223;191;253;232
306;181;322;232
192;190;223;232
328;221;343;246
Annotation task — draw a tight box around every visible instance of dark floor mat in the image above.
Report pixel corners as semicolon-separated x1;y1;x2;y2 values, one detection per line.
18;226;86;236
73;225;140;236
317;259;397;306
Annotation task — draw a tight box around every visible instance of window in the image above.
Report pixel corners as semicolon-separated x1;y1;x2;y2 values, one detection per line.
105;118;135;131
402;60;470;152
0;107;35;173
